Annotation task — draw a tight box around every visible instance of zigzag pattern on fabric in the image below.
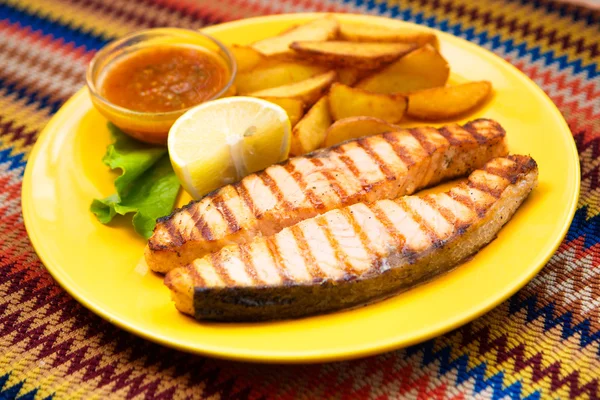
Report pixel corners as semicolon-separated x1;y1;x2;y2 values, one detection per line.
0;0;598;398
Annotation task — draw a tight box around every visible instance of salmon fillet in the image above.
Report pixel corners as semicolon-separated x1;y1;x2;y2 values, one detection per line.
165;155;538;321
147;119;508;273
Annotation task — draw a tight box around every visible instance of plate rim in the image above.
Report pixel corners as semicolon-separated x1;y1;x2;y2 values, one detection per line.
22;12;581;363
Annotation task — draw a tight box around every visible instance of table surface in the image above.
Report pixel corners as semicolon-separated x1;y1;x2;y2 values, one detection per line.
1;0;599;399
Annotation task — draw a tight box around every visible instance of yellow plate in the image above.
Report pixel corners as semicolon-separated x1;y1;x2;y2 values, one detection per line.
22;13;579;363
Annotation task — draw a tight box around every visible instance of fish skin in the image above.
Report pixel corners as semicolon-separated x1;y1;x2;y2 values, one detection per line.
147;119;508;273
165;155;538;321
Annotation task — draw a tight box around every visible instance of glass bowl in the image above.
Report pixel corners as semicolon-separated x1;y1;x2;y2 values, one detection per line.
86;28;237;144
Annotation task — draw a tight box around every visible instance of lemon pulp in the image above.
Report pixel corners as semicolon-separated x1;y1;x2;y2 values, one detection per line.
168;97;291;199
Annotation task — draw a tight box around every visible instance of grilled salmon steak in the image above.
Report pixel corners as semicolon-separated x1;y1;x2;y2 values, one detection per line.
148;119;508;273
165;155;538;321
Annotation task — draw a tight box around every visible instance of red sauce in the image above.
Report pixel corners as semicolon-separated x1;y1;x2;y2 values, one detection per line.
99;45;230;113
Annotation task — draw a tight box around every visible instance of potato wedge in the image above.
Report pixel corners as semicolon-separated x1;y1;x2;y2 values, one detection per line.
251;16;339;57
257;96;305;126
328;83;407;123
290;95;332;156
229;45;265;72
339;22;438;48
290;41;417;69
337;68;362;86
235;61;328;94
356;45;449;94
249;71;336;107
324;116;400;147
407;81;492;120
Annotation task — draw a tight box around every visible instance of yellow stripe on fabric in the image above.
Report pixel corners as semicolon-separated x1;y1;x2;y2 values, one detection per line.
1;318;194;400
0;300;121;400
579;144;600;218
434;302;600;398
380;0;598;67
0;350;104;399
0;90;51;160
3;0;132;40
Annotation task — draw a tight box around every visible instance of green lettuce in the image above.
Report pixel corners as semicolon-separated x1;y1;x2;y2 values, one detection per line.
91;124;180;239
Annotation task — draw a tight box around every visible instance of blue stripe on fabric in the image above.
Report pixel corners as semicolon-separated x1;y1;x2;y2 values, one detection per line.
566;206;600;249
339;0;598;79
406;342;542;399
0;148;27;172
0;77;62;115
509;295;600;350
403;290;600;399
512;0;599;27
0;373;53;400
0;3;109;51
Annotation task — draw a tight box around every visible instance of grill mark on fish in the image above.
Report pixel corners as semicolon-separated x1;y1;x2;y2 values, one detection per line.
166;214;186;246
507;155;538;175
370;202;406;248
199;218;214;241
213;195;241;234
316;216;358;275
333;147;361;180
188;263;206;287
483;164;519;183
309;157;324;167
238;245;263;286
422;195;459;228
310;153;349;202
210;251;234;286
339;208;377;260
235;183;260;219
468;181;502;199
320;170;349;202
382;132;416;167
259;171;289;209
464;119;506;142
290;225;325;281
438;126;462;145
186;205;203;241
449;190;485;217
264;237;293;285
356;138;396;181
409;128;437;155
397;198;442;245
462;123;491;144
193;202;215;241
284;163;326;210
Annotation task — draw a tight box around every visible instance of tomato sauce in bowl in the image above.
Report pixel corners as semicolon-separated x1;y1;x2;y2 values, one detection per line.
86;28;236;144
99;45;230;113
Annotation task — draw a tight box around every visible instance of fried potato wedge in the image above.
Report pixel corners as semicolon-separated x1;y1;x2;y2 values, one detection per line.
229;45;265;72
257;96;305;126
328;83;407;123
407;81;492;120
235;61;328;94
251;16;339;57
339;22;438;48
249;71;336;107
290;41;417;69
337;68;362;86
324;116;400;147
356;45;449;94
290;95;332;156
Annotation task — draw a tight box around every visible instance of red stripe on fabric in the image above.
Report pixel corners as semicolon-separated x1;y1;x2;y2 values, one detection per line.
147;0;238;22
0;20;94;62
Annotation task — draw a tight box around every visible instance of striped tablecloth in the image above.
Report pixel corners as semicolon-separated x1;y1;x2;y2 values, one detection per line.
1;0;599;399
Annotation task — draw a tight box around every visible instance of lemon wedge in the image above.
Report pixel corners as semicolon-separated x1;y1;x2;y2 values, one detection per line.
168;97;291;199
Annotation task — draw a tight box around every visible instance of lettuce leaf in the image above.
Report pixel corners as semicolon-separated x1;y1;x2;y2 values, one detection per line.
91;125;180;239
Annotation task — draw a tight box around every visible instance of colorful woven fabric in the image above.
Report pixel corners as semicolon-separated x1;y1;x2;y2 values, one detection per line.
1;0;599;398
